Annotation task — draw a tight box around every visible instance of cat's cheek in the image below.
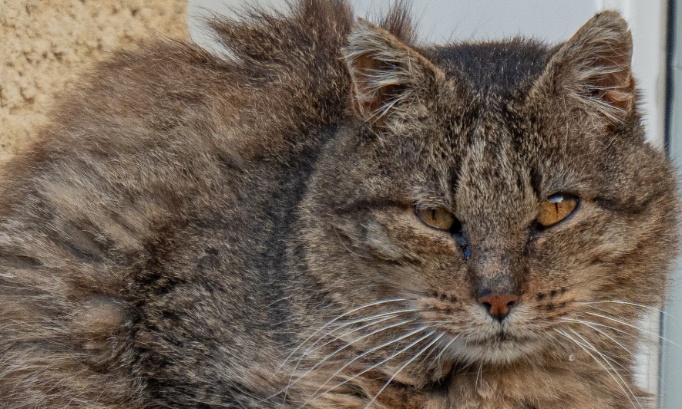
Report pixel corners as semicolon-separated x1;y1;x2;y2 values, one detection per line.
528;200;601;262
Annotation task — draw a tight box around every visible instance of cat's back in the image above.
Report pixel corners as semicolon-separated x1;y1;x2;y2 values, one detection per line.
0;0;357;263
0;2;354;407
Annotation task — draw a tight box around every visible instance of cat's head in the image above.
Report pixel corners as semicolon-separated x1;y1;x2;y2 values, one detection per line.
300;10;678;377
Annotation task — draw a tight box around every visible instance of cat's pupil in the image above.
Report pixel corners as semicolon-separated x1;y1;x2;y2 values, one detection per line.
536;193;579;230
449;218;463;235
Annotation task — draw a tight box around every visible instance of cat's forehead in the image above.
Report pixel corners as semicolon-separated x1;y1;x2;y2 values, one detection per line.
454;121;533;207
434;100;535;183
423;39;559;180
421;99;554;214
429;39;552;95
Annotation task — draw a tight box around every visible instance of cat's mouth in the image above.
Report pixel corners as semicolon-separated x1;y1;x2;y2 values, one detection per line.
490;331;515;343
484;328;539;344
470;332;525;350
485;331;516;344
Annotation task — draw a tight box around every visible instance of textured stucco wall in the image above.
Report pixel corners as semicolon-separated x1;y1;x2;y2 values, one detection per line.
0;0;187;161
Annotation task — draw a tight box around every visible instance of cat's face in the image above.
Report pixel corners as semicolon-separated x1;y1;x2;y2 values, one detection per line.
300;12;677;377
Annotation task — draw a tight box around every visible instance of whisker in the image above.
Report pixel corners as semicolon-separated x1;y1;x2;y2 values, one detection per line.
287;319;419;399
418;328;455;364
583;311;682;348
301;327;433;408
283;311;416;402
567;328;642;409
296;309;418;365
554;329;640;409
564;317;637;339
567;329;632;375
278;298;409;371
363;332;444;409
560;318;636;359
302;308;417;356
476;362;483;391
288;312;417;384
433;334;460;369
577;300;670;317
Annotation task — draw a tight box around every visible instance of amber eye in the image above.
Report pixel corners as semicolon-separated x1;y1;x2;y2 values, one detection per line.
415;206;456;231
536;193;579;229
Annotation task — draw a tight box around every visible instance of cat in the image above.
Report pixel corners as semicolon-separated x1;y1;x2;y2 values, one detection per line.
0;1;677;408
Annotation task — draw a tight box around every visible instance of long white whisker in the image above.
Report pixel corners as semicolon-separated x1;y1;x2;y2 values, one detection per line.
289;319;419;396
584;311;682;348
363;332;444;409
564;317;636;339
298;309;417;360
567;328;642;409
302;327;433;408
284;311;415;402
419;330;452;364
560;318;636;359
433;334;460;369
577;300;670;317
278;298;409;371
555;329;639;409
476;362;484;390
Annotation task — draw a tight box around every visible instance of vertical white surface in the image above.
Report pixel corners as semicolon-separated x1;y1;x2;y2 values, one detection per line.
189;0;598;46
596;1;668;399
187;0;670;401
599;0;669;150
661;1;682;407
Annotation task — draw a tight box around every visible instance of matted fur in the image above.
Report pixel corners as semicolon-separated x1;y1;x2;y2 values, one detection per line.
0;1;677;408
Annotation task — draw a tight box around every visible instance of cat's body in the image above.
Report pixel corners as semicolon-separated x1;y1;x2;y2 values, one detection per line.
0;1;677;408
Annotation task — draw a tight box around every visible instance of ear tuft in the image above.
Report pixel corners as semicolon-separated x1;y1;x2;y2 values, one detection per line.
378;0;416;43
342;19;444;130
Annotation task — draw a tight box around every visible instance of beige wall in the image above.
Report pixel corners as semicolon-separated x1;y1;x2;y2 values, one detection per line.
0;0;188;161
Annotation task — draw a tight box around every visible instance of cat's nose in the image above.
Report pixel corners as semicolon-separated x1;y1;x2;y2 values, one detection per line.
478;293;519;322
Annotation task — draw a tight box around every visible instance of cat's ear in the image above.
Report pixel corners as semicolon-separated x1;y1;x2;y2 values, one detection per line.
534;11;635;122
342;19;445;132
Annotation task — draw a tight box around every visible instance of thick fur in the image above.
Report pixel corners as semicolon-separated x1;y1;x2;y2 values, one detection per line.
0;2;677;408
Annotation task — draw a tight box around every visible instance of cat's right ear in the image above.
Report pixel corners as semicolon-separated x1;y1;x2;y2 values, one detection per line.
342;19;445;133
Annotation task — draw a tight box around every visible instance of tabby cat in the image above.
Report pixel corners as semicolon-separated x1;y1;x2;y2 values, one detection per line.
0;1;677;408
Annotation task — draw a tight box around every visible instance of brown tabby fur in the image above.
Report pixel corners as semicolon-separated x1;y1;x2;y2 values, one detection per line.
0;1;678;408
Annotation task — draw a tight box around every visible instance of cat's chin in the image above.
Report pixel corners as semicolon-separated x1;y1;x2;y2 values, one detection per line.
441;334;542;366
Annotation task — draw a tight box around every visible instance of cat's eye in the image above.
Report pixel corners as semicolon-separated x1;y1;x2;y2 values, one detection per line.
415;206;456;231
536;193;579;229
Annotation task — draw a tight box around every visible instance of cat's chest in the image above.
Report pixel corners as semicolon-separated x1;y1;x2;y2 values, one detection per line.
440;373;527;409
440;368;623;409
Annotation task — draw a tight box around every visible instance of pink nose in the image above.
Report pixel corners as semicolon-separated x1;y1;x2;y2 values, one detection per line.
478;293;519;322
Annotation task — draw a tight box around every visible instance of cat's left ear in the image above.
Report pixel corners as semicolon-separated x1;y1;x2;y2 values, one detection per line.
342;19;445;132
533;11;635;122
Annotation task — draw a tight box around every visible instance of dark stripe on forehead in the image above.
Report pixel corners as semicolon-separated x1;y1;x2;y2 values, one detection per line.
428;39;552;96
